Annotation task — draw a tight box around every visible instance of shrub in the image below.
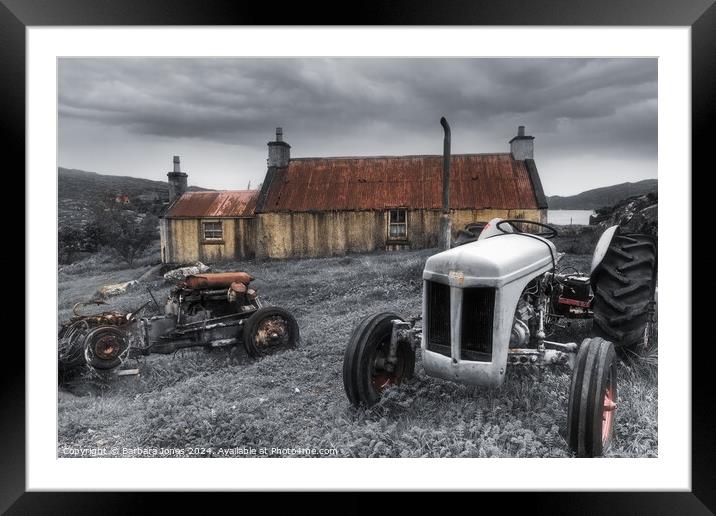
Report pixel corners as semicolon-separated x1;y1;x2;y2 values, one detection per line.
58;226;84;263
104;213;159;267
86;199;159;267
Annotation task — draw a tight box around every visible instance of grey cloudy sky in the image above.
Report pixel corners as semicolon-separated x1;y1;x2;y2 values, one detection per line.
58;58;657;196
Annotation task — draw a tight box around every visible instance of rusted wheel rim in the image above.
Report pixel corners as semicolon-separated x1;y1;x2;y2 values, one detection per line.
370;338;402;393
254;316;291;350
94;334;122;360
602;382;617;445
372;371;396;392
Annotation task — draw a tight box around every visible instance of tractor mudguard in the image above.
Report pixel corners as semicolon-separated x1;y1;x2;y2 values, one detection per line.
477;217;513;241
590;225;620;276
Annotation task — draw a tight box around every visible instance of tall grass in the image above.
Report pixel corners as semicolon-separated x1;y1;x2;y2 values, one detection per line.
57;248;657;458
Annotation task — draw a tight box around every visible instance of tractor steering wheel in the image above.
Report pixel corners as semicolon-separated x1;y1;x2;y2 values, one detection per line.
496;219;558;239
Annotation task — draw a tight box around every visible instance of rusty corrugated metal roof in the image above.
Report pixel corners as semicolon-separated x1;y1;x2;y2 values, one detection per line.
259;154;540;212
165;190;259;218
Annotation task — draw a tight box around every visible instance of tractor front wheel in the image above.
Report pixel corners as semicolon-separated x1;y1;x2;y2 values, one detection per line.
342;312;415;407
567;337;618;457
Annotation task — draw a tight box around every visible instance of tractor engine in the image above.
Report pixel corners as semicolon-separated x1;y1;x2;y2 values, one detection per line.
164;272;259;320
507;271;593;353
510;297;535;348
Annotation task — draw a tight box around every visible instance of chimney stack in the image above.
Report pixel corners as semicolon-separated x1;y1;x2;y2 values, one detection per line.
509;125;534;160
167;155;188;203
267;127;291;168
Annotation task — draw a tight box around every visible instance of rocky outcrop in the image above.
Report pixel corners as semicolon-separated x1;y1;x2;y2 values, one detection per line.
590;192;657;238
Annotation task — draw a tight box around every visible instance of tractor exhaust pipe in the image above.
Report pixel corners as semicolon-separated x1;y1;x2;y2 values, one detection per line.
440;117;451;213
439;117;452;250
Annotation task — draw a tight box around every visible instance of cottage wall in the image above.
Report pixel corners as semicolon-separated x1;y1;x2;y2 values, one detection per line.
255;208;545;259
160;217;255;264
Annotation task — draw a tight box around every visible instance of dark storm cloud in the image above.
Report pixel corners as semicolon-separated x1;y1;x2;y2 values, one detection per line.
58;57;657;193
59;58;655;142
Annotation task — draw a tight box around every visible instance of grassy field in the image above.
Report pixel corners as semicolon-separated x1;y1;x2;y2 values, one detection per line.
57;243;657;458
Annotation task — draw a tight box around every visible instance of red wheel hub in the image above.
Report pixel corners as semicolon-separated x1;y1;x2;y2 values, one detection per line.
372;372;395;392
95;335;120;360
371;344;402;393
602;384;617;445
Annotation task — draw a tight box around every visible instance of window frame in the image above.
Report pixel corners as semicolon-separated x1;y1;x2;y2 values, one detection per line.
387;208;408;241
201;219;224;242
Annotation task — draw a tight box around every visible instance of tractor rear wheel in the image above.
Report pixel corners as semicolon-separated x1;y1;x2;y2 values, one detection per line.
591;233;657;352
567;337;617;457
242;306;299;358
343;312;415;407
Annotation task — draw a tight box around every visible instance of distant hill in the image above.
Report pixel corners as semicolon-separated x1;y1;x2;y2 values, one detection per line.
59;167;208;201
58;167;210;230
547;179;658;210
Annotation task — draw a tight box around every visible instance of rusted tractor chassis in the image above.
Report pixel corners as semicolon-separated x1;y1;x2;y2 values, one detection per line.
58;272;299;376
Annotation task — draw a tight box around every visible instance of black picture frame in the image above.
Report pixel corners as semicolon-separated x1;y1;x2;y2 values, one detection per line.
6;0;711;512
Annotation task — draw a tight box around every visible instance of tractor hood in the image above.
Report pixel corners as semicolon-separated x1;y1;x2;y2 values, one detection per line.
423;233;556;287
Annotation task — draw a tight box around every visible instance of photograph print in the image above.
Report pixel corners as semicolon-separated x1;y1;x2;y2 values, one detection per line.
57;57;658;459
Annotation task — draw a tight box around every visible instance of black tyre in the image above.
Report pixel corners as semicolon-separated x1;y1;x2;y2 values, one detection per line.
83;326;129;370
342;312;415;407
242;306;299;358
591;232;657;351
567;337;618;457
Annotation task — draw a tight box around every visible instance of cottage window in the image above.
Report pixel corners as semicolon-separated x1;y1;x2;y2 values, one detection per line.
388;209;407;240
202;220;223;241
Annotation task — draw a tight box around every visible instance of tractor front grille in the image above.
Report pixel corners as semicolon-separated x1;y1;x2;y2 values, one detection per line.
460;287;495;361
425;280;451;358
425;281;495;362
